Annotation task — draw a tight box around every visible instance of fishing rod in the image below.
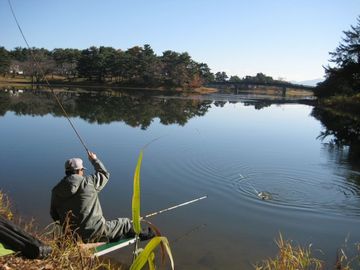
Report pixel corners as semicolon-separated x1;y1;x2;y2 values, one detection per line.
70;196;208;255
7;0;89;153
130;195;207;262
142;195;207;220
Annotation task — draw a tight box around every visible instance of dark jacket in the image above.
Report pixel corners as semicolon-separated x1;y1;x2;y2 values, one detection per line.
50;158;110;242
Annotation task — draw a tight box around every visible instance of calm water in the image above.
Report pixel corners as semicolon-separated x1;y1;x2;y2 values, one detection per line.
0;88;359;269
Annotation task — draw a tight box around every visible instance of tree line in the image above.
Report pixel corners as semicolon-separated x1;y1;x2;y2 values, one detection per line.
0;45;215;88
213;71;290;85
315;16;360;98
0;44;291;89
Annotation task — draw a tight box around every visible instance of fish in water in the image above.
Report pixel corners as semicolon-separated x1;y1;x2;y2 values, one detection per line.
257;191;272;200
246;181;272;200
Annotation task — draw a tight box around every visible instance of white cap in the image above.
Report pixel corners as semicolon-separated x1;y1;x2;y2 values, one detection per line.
65;158;86;171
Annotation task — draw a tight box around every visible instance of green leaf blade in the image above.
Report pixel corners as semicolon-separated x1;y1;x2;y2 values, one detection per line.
132;150;143;235
130;236;174;270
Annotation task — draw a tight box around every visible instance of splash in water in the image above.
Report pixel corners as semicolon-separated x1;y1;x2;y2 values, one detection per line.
246;181;272;201
257;191;272;200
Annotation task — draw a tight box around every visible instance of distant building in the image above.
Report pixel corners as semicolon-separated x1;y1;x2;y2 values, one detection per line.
9;63;24;75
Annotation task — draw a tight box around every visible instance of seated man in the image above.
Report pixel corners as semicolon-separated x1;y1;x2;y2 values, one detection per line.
50;151;153;243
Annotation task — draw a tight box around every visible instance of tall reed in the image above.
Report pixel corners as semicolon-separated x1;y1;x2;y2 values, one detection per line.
0;190;13;220
130;149;174;270
255;233;323;270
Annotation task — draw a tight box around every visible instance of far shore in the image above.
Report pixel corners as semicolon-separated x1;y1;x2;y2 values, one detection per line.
0;76;316;97
0;76;218;94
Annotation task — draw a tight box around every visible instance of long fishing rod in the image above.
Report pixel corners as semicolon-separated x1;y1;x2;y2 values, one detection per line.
129;195;207;262
141;195;207;220
92;196;208;257
7;0;89;153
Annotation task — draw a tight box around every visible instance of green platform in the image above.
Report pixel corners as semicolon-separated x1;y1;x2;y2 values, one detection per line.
94;237;136;257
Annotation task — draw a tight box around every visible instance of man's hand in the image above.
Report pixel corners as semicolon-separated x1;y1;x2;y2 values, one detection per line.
88;151;97;161
125;226;155;241
139;227;155;241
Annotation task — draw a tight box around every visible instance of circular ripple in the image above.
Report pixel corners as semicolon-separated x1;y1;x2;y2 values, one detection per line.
150;139;360;218
167;150;360;217
231;166;360;216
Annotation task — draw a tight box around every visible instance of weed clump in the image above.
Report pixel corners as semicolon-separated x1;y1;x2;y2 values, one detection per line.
0;191;122;270
255;233;323;270
0;190;13;220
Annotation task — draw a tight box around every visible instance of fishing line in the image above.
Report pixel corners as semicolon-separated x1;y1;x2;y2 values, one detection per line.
142;135;166;150
171;223;207;244
246;181;259;195
7;0;89;153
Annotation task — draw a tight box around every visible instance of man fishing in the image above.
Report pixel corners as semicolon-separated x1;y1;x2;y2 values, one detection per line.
50;151;154;243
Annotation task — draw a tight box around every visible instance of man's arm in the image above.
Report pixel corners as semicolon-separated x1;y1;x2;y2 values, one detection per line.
87;151;110;191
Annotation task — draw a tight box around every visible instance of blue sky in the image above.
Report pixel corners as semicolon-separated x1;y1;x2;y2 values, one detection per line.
1;0;359;82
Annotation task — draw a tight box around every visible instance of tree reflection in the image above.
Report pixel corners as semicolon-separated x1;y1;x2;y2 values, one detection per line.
312;106;360;169
1;88;358;165
0;89;212;130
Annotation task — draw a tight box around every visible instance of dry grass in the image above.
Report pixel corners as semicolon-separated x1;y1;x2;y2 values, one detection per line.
0;191;124;270
286;89;314;97
255;234;360;270
0;191;13;220
334;242;360;270
0;76;34;88
254;234;324;270
193;86;218;94
2;190;359;270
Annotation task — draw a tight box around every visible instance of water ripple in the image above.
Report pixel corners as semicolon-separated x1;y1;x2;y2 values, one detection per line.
170;152;360;217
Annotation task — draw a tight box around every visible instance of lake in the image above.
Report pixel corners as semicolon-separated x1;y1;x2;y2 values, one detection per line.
0;87;359;269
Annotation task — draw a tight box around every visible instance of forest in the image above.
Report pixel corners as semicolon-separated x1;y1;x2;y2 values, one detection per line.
0;44;213;88
0;44;294;90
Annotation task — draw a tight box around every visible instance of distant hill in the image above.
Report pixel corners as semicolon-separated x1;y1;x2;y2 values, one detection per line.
292;78;324;87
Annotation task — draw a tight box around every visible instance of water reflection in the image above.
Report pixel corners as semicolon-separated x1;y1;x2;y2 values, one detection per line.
312;106;360;167
1;87;360;268
0;87;316;122
1;88;359;162
1;88;359;186
310;106;360;202
0;88;212;129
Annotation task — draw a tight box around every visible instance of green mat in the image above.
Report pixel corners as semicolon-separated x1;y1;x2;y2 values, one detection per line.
0;242;15;256
94;238;136;256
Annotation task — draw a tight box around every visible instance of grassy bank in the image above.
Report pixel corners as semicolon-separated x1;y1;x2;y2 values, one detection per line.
318;93;360;116
255;234;323;270
0;191;123;270
1;191;359;269
0;75;217;94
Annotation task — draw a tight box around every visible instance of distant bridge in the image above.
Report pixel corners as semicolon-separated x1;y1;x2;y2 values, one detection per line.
207;81;314;94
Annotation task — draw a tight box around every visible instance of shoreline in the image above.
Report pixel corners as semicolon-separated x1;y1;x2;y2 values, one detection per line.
1;189;358;269
0;76;218;94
